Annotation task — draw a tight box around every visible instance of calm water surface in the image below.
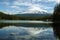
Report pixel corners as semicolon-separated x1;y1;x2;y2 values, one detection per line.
0;20;56;40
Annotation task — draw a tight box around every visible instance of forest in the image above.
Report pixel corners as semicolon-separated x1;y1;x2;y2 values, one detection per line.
0;12;52;21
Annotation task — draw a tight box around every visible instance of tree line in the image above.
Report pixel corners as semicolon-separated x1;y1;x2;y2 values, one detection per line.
0;12;52;21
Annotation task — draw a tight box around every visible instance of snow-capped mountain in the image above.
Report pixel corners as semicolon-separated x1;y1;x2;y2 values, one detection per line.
15;10;51;18
18;10;48;14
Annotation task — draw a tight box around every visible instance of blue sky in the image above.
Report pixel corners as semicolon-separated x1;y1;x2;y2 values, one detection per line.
0;0;60;14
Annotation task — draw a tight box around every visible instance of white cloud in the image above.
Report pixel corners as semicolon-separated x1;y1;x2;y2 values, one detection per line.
47;0;60;3
6;10;20;15
10;6;18;8
12;0;48;13
0;10;20;15
10;6;21;10
27;5;47;12
12;0;60;13
15;0;41;3
0;0;56;14
56;0;60;3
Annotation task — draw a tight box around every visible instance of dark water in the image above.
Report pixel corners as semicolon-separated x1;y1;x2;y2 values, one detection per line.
0;23;56;40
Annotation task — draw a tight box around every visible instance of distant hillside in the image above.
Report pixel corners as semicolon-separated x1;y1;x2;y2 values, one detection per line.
0;12;21;20
15;13;51;17
0;12;53;20
15;13;53;21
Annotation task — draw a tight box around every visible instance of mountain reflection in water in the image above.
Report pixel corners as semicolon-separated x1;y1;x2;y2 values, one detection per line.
0;23;56;40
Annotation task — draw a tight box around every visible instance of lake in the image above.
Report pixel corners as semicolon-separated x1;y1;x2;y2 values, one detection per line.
0;20;57;40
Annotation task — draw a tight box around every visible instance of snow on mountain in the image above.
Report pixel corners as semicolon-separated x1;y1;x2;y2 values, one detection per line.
19;10;48;14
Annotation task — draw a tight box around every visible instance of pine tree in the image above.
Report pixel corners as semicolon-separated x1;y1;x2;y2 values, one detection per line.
53;4;60;39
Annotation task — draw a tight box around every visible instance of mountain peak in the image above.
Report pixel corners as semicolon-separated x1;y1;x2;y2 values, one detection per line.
19;10;48;14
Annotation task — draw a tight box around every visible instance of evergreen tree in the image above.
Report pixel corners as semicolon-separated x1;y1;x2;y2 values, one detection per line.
53;4;60;39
